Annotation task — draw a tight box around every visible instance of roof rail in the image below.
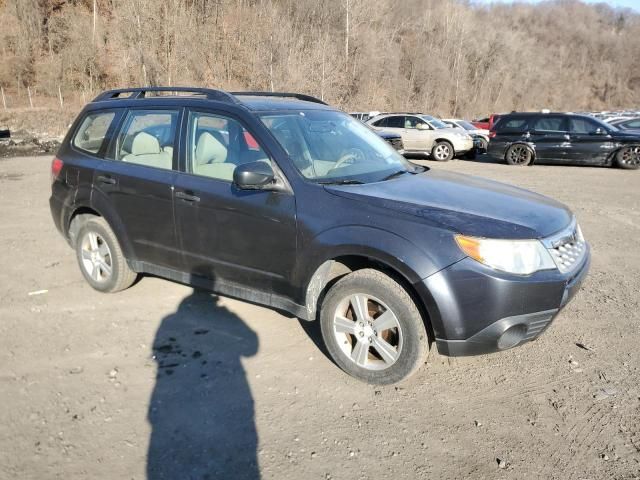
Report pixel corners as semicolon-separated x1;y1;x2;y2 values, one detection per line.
231;91;328;105
92;87;240;104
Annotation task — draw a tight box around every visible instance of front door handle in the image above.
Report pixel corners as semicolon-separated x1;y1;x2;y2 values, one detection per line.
97;175;116;185
175;191;201;203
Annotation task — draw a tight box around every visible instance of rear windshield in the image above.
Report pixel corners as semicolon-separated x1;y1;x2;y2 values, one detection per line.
72;111;116;155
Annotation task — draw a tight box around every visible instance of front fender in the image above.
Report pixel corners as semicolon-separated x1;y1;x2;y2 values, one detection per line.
294;225;464;313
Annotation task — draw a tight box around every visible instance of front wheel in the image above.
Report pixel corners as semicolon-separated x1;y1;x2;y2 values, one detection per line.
431;141;454;161
319;269;430;384
615;146;640;170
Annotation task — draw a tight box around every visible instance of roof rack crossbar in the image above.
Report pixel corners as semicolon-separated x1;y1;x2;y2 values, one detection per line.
92;87;240;104
231;91;328;105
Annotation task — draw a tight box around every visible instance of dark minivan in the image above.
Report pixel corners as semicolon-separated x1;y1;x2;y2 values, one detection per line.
51;88;590;384
488;112;640;169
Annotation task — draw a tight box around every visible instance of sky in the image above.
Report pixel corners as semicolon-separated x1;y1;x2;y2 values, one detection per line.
474;0;640;11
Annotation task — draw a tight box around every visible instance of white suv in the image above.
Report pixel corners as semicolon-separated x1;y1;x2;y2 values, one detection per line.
367;113;473;161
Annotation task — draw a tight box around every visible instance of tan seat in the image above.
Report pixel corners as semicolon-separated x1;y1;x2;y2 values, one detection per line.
193;132;234;181
122;131;172;169
195;132;228;164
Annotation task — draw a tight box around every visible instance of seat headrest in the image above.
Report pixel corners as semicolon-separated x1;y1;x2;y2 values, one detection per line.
131;131;161;155
195;132;227;165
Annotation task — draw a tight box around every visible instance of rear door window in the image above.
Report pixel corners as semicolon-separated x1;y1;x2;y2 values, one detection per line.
532;116;567;132
386;116;405;128
73;111;116;155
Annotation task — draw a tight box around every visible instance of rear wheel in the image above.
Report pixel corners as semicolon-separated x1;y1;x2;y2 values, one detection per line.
505;144;533;166
75;217;137;293
319;269;429;384
615;146;640;170
431;141;454;161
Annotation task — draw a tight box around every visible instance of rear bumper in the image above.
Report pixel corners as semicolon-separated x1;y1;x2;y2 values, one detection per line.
415;246;590;356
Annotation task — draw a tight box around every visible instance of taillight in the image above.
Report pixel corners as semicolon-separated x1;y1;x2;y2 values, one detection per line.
489;131;496;138
51;157;63;183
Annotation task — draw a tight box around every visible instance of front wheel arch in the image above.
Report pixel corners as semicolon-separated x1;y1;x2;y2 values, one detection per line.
303;255;436;344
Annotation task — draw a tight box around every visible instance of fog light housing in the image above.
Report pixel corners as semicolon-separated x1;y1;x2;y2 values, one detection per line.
497;324;527;350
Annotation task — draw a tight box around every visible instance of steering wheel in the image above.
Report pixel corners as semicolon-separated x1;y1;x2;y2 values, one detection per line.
329;148;366;173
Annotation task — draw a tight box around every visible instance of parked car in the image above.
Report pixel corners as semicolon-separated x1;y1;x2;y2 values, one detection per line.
373;129;404;153
609;117;640;133
50;87;590;384
487;112;640;169
366;113;473;161
442;118;490;153
471;114;501;131
350;111;380;122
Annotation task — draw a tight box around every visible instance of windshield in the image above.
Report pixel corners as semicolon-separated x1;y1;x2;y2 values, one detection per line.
260;110;420;183
420;115;448;129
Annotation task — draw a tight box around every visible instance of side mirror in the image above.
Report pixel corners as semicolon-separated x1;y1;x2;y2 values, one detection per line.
416;123;430;131
233;161;275;190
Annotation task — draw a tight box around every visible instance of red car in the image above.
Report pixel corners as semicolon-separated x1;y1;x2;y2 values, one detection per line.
472;114;501;131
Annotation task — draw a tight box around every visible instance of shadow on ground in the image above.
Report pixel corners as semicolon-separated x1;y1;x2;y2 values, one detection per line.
147;288;260;480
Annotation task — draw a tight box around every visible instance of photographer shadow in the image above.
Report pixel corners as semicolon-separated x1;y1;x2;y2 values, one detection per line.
147;288;259;480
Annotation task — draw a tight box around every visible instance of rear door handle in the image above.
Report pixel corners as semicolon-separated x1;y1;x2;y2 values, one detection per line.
97;175;116;185
175;191;200;203
563;134;571;141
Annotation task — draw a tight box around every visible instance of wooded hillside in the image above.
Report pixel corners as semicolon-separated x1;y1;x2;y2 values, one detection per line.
1;0;639;117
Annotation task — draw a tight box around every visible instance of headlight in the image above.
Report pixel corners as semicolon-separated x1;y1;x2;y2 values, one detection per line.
455;235;556;275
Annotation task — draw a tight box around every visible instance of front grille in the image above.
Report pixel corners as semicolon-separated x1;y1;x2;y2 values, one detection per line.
543;220;587;274
386;137;404;151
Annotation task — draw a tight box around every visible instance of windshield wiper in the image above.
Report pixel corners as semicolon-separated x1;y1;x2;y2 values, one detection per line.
381;169;417;181
317;179;365;185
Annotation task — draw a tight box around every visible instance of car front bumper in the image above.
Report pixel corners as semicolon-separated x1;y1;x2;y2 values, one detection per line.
414;244;591;356
452;137;474;154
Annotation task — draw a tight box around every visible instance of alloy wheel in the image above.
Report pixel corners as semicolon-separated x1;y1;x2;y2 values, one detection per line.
508;145;531;164
332;293;403;371
434;144;451;160
80;231;113;283
619;146;640;167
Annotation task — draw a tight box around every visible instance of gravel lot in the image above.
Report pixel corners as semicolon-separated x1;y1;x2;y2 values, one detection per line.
1;155;639;480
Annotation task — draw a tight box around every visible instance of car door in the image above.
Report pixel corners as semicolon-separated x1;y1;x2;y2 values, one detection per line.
403;116;433;151
173;108;297;295
95;108;182;269
528;116;570;163
566;117;616;165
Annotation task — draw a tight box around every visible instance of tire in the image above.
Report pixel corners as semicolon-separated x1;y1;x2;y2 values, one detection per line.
431;141;454;161
319;269;430;385
505;144;533;166
615;146;640;170
75;216;137;293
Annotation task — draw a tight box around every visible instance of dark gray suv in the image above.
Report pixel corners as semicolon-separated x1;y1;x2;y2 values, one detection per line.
50;87;590;384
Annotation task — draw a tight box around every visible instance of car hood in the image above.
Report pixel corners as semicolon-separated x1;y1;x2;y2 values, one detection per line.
611;129;640;140
325;170;573;239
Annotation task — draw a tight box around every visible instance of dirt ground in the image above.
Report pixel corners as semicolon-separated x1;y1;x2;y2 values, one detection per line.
1;155;639;480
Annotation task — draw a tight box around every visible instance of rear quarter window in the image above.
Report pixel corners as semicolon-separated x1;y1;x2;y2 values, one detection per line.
72;111;116;155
